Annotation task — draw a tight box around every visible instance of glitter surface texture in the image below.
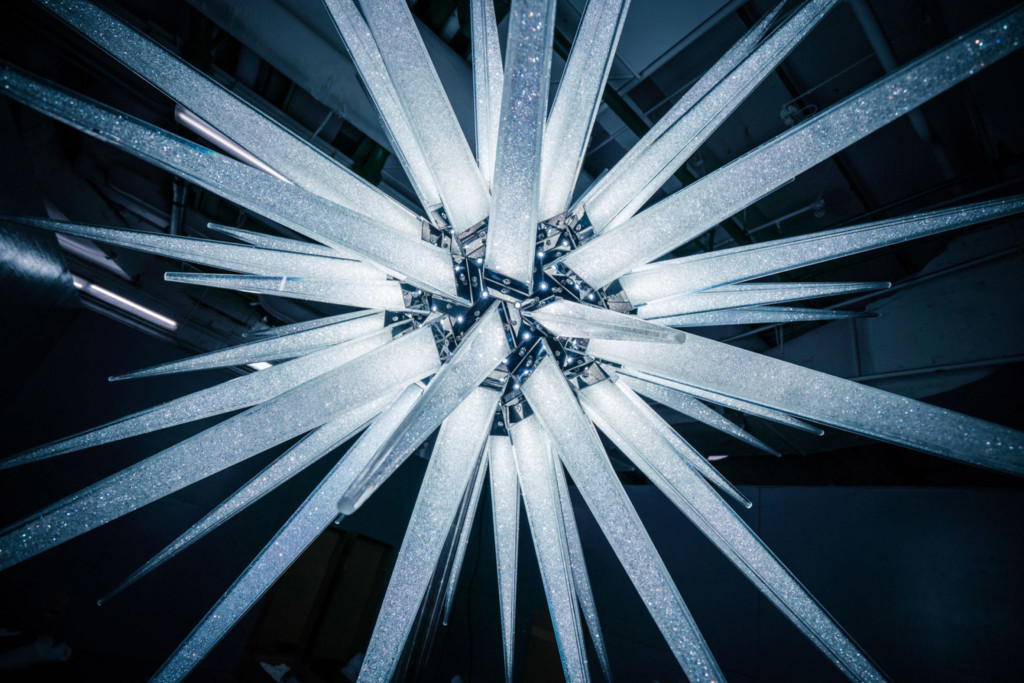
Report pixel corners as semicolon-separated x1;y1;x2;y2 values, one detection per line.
4;1;1024;680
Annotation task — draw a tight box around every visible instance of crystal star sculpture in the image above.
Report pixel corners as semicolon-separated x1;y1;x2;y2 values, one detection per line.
1;0;1023;681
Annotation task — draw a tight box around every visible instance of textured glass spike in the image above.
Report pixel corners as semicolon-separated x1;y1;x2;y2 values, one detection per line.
520;350;723;682
487;436;520;683
619;374;777;458
324;0;442;211
574;1;781;232
470;0;504;186
101;387;400;604
1;328;395;469
589;335;1024;475
5;216;386;281
618;367;823;435
560;11;1024;289
356;0;489;231
526;299;686;344
243;310;381;340
538;0;630;220
358;387;500;682
150;383;425;683
552;457;612;682
442;455;489;624
0;65;462;300
163;273;407;311
339;305;511;514
612;376;756;505
622;196;1024;304
638;281;890;319
577;379;886;682
206;223;362;261
654;306;872;327
34;0;423;237
510;416;590;683
484;0;556;291
112;312;385;381
0;329;441;570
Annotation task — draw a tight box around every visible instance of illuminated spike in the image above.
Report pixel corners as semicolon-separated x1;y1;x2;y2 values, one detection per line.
552;457;612;682
487;436;520;683
484;0;556;291
612;377;756;505
206;223;360;261
538;0;630;219
442;455;489;624
163;273;407;310
617;367;823;435
0;329;442;570
589;335;1024;476
654;306;872;327
358;387;500;682
623;196;1024;304
1;328;397;469
0;64;462;300
149;383;425;682
112;311;384;381
470;0;504;185
510;416;590;682
356;0;489;231
526;299;686;343
243;310;382;339
33;0;423;237
619;374;778;458
324;0;441;210
4;216;385;280
637;281;890;319
574;2;782;231
521;350;723;682
339;305;511;514
578;379;887;682
559;12;1024;289
100;387;401;604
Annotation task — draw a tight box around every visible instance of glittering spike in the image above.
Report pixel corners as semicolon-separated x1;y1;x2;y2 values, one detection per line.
33;0;423;237
654;306;872;327
356;0;489;231
573;2;782;231
358;387;500;682
619;374;777;458
163;273;407;310
552;458;612;682
324;0;441;211
111;310;383;382
560;11;1024;289
521;350;723;682
206;223;361;261
622;196;1024;304
578;379;887;682
243;310;381;339
100;388;400;604
0;64;462;300
637;281;890;319
149;384;425;683
538;0;630;220
487;436;520;683
442;455;489;624
510;416;590;683
470;0;504;186
1;328;396;469
484;0;557;291
0;329;442;570
589;335;1024;476
617;367;824;435
339;305;511;514
526;299;686;343
611;377;756;505
4;216;385;281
